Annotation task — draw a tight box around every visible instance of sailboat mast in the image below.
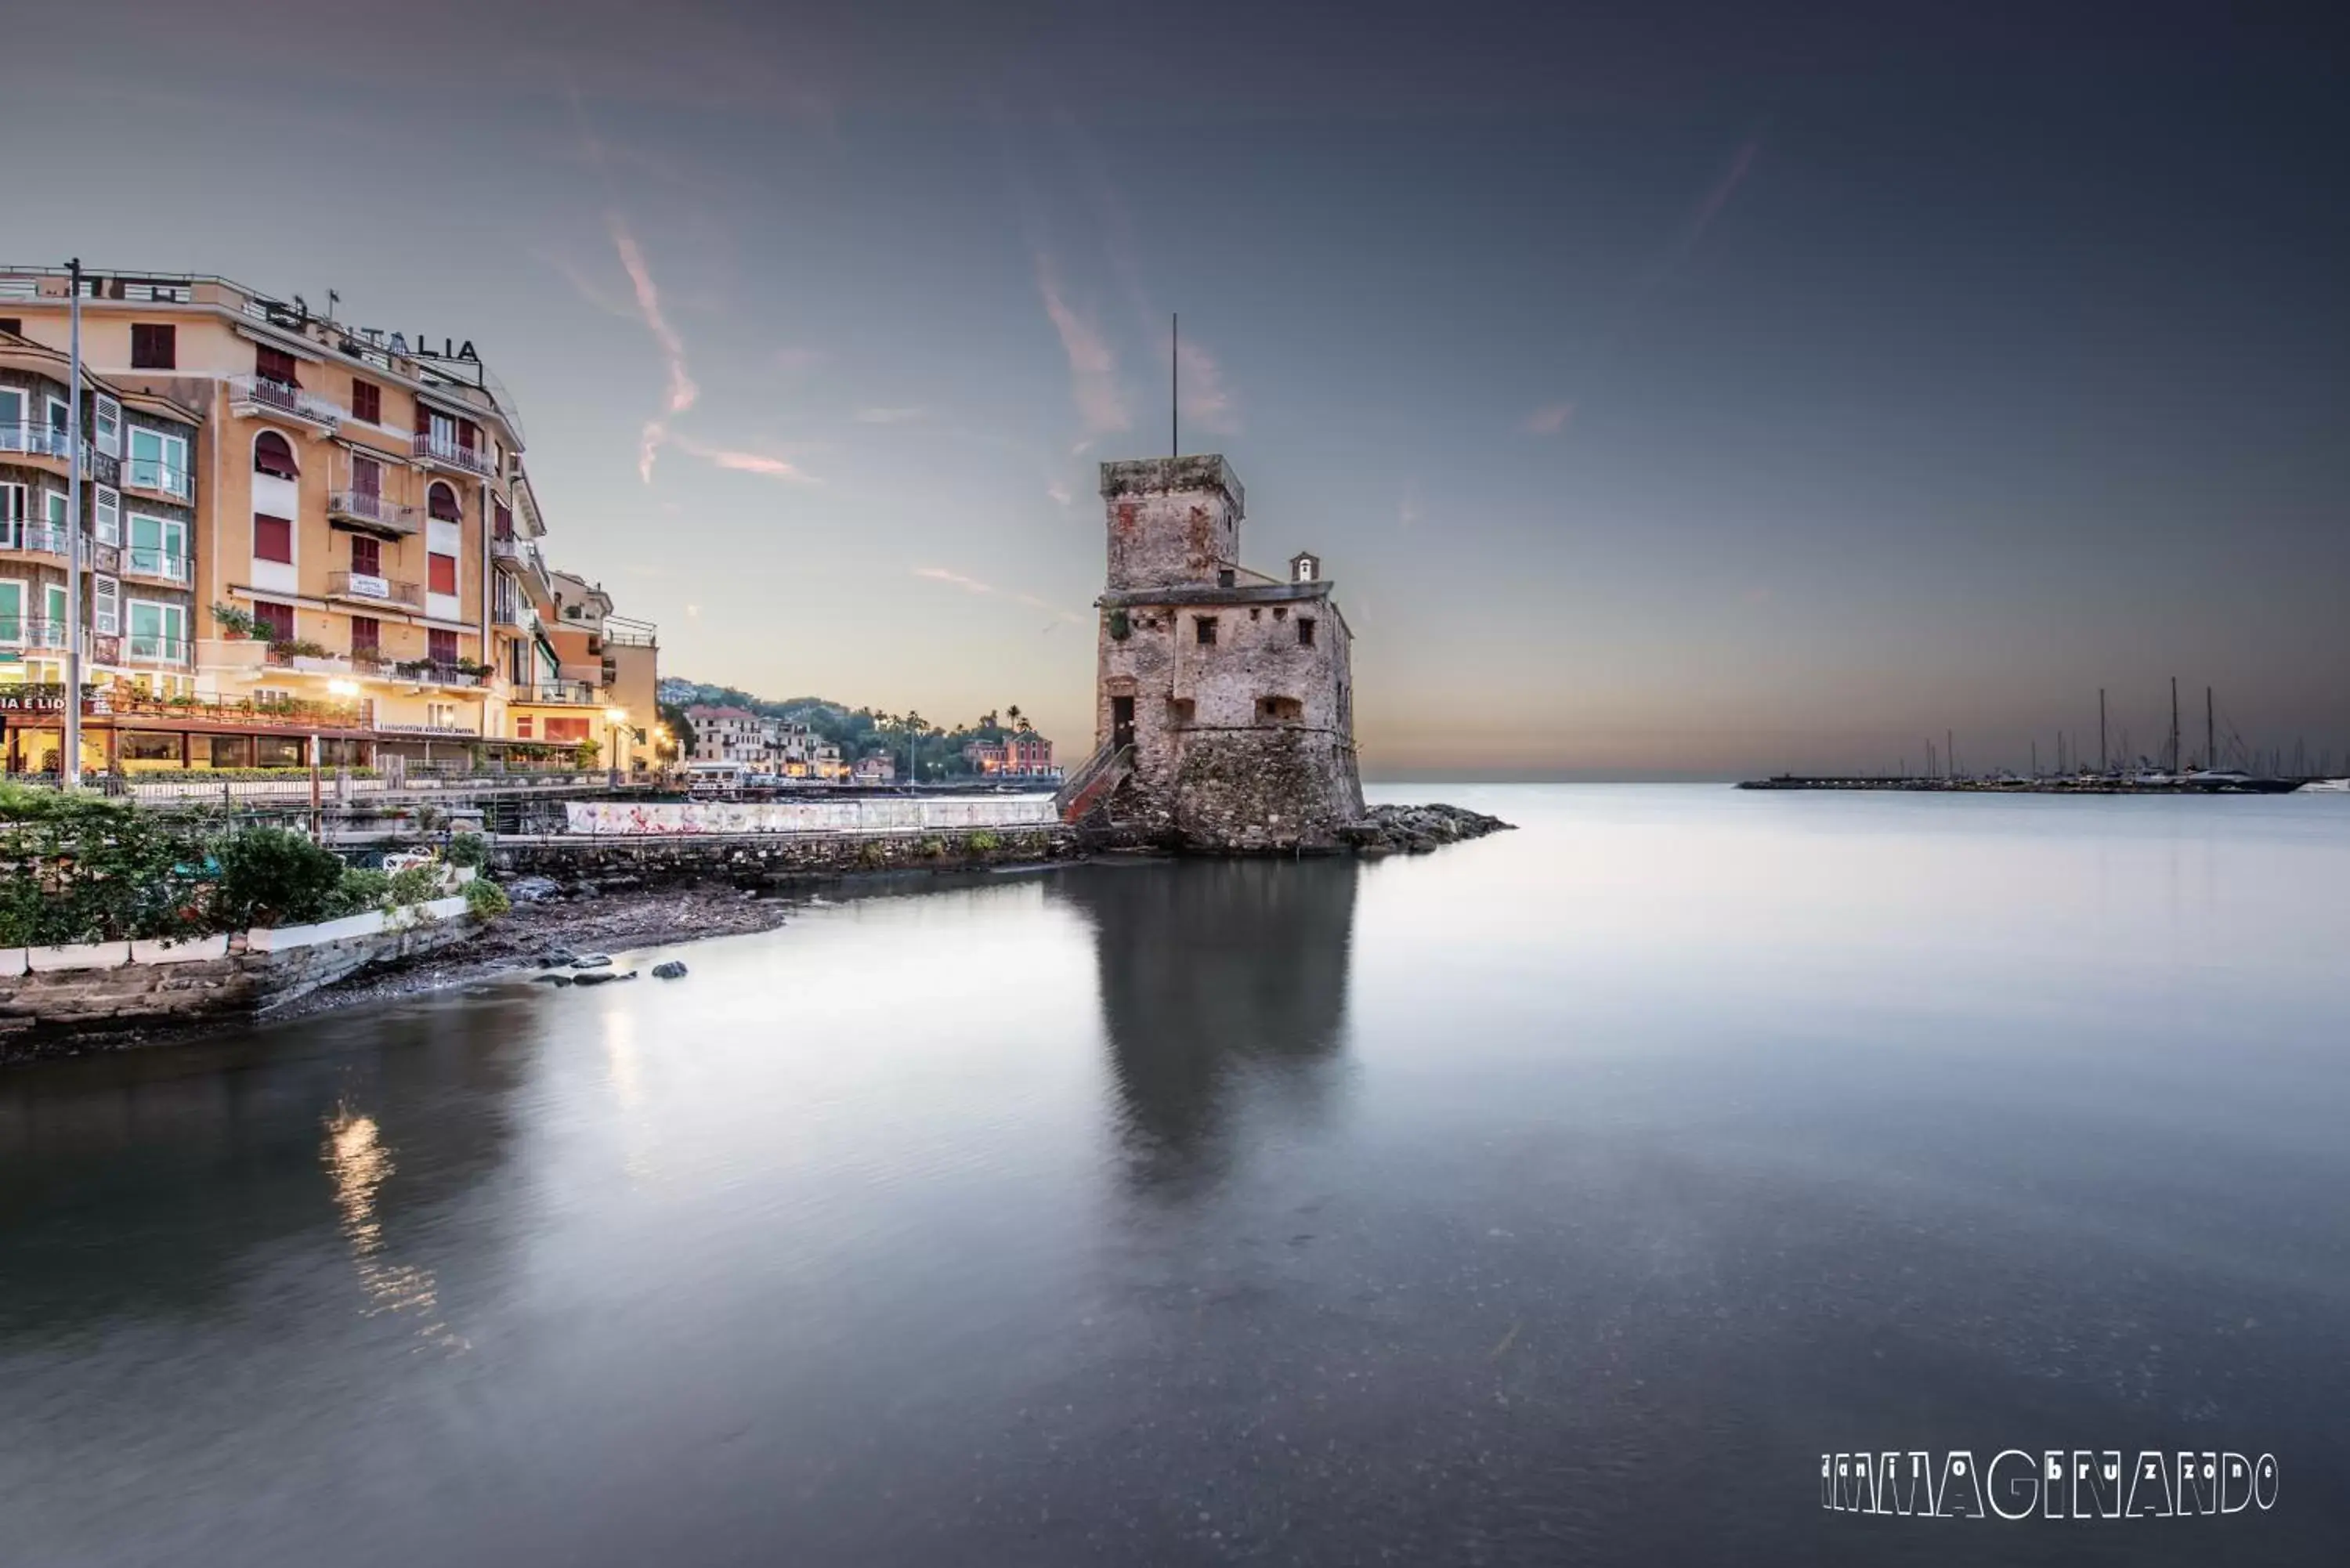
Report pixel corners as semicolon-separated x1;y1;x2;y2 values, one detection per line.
2169;677;2180;774
2099;688;2107;774
2206;686;2214;773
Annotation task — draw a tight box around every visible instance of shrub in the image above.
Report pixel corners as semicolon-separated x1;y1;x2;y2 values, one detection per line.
464;878;511;921
212;827;346;929
920;836;945;858
967;830;1002;853
445;830;487;868
324;867;391;918
384;863;443;909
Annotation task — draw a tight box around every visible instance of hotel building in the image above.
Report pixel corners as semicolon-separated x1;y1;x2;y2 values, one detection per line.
0;266;655;775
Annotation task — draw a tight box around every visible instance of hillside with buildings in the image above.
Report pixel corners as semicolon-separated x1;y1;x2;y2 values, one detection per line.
658;677;1056;784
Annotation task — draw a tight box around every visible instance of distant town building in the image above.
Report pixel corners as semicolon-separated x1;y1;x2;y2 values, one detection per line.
851;751;896;785
687;705;768;765
1080;454;1361;847
963;732;1058;779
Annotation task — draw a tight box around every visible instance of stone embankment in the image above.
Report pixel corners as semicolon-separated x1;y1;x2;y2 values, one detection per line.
1342;803;1515;854
490;824;1085;887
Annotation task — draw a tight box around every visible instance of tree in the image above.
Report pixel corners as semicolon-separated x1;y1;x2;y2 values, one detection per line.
658;699;698;759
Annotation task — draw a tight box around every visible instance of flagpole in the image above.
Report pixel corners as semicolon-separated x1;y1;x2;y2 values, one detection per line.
64;258;84;788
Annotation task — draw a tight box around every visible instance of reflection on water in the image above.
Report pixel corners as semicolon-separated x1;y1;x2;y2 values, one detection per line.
2;787;2348;1566
1057;858;1357;1194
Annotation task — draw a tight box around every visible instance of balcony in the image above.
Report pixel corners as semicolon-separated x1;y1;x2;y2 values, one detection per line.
0;421;73;462
602;615;658;649
0;617;70;650
490;533;553;598
121;546;192;584
492;596;534;630
389;659;486;690
121;634;192;666
1;521;87;561
412;430;495;478
515;681;602;706
230;375;342;433
326;569;423;608
121;458;193;504
327;489;420;536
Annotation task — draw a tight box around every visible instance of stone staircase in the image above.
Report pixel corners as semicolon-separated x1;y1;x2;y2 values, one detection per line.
1052;740;1133;824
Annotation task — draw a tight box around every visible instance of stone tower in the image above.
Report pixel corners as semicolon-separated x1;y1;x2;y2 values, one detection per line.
1090;455;1364;851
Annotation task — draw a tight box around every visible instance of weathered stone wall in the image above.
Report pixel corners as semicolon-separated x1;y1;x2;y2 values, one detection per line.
0;912;478;1048
1163;728;1363;851
1101;456;1243;591
492;824;1083;886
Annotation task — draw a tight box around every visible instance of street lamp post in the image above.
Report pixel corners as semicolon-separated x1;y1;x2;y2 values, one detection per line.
605;707;628;789
63;258;83;788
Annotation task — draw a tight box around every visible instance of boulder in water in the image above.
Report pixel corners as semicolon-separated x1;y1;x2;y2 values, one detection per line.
652;961;689;980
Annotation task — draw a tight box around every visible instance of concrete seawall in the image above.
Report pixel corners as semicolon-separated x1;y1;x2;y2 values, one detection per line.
0;899;478;1051
492;824;1085;887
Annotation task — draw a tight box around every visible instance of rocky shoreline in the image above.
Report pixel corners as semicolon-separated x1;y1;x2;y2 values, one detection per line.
1344;802;1517;853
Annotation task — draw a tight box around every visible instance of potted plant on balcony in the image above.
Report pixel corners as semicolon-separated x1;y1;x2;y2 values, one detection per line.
212;604;262;641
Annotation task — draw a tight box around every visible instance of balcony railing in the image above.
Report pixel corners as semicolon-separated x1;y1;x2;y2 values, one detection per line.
412;431;495;476
493;598;532;629
122;634;192;665
2;521;85;559
230;375;342;431
518;681;601;706
390;660;486;689
121;546;191;583
0;617;71;649
326;569;423;607
327;489;420;534
121;459;193;502
0;421;73;460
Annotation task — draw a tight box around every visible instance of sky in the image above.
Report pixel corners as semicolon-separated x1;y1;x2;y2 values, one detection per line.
3;1;2345;778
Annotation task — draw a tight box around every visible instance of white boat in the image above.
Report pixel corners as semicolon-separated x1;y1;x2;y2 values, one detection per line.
2305;779;2350;793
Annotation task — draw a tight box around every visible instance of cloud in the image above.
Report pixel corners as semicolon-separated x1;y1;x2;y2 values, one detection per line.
1522;403;1575;435
606;212;700;482
1033;251;1129;435
853;406;926;424
672;436;815;482
1047;482;1073;508
913;565;1089;625
1176;337;1239;437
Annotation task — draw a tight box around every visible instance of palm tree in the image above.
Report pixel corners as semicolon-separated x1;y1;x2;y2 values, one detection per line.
1004;703;1023;730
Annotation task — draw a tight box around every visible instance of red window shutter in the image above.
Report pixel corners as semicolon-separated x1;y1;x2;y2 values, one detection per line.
131;323;175;369
254;431;297;478
254;515;293;563
494;502;512;540
516;716;533;739
252;601;295;641
256;345;300;386
429;552;457;594
415;399;432;435
428;629;457;664
428;484;459;522
350;616;379;653
457;421;477;451
352;455;380;497
352;381;380;423
349;536;380;576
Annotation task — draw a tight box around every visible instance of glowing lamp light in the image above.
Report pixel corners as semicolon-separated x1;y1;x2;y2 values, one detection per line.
327;679;360;696
604;707;629;724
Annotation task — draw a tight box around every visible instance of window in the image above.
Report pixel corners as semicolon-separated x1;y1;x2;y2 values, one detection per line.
1195;616;1218;646
93;395;120;457
128;600;188;660
428;552;458;594
93;576;119;636
351;379;380;423
253;430;298;478
128;428;188;493
46;396;68;437
255;344;301;387
0;318;18;336
0;388;20;443
44;490;67;528
428;628;457;665
1217;568;1235;588
128;514;187;577
253;514;293;564
45;583;66;639
251;601;295;641
545;717;589;743
0;580;20;641
94;485;120;544
1256;695;1304;723
515;716;534;739
349;535;380;577
350;616;379;656
494;500;512;539
428;482;459;522
130;323;175;369
1297;617;1316;648
0;483;24;548
350;454;381;497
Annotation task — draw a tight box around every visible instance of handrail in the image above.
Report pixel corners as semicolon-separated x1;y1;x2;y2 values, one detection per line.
1051;739;1131;816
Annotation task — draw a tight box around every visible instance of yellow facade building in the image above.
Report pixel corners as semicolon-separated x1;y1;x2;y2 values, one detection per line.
0;266;654;775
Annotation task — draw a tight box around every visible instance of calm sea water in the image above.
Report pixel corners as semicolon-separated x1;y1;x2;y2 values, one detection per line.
3;785;2348;1566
